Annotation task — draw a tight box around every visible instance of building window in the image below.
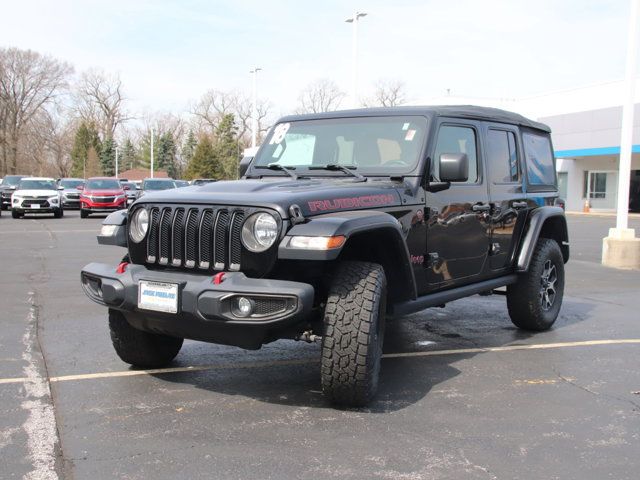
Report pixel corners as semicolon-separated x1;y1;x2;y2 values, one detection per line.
487;129;519;183
589;172;607;199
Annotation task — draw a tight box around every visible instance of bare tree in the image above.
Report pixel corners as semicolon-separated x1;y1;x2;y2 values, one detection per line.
296;79;345;114
235;94;271;146
191;89;239;132
362;79;407;107
75;69;131;140
0;47;73;174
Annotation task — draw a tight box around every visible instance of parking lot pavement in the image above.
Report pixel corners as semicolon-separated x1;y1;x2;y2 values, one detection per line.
1;211;639;479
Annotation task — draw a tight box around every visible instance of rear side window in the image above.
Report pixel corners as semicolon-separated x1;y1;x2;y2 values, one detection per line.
487;129;519;183
523;132;556;186
433;125;478;184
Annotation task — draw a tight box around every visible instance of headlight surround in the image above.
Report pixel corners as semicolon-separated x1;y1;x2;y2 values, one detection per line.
129;208;149;243
48;196;59;204
241;212;278;252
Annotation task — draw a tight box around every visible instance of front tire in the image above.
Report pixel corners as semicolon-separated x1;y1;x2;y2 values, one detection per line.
321;261;387;407
108;309;183;368
54;208;63;218
80;208;89;218
11;210;22;219
507;238;565;331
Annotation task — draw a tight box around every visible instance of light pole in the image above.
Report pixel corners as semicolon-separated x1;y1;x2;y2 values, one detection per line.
602;0;640;269
115;146;119;179
150;127;154;179
346;11;367;108
250;67;262;149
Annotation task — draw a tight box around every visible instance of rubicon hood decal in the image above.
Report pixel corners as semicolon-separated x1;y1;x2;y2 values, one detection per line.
308;194;396;212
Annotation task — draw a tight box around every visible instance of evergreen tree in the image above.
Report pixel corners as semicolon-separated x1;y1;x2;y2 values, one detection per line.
184;135;223;180
100;137;117;176
213;113;240;180
157;132;177;178
121;138;138;171
70;122;101;178
181;130;197;174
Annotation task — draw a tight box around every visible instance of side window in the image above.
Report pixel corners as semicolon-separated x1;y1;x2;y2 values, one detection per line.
433;125;478;183
523;132;556;186
487;129;519;183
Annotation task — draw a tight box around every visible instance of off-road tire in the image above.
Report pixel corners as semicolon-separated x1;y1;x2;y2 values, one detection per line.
11;210;21;219
80;209;89;218
108;309;183;368
507;238;564;331
321;261;387;407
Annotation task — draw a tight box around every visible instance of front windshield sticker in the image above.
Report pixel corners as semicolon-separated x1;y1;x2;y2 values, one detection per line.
269;123;290;145
405;129;416;141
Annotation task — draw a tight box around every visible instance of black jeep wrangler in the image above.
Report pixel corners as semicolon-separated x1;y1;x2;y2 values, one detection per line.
81;106;569;407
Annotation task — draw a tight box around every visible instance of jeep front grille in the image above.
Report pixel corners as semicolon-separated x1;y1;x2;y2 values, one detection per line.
141;206;248;272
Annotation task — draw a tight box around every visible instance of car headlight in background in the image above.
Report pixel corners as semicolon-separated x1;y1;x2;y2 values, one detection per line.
49;196;59;204
241;212;278;252
129;208;149;243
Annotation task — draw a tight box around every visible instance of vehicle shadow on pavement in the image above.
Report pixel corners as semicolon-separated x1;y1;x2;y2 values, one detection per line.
152;295;594;413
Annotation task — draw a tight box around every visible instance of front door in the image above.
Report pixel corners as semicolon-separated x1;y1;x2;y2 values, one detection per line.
424;120;491;289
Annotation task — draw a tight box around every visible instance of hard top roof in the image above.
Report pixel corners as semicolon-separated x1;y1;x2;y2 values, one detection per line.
278;105;550;133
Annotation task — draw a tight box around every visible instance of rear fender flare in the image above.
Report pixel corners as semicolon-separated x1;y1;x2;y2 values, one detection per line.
516;206;569;271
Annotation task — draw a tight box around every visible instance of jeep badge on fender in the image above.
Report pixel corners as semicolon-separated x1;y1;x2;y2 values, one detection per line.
81;106;569;408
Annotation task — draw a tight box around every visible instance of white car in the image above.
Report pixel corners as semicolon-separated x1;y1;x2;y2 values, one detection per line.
11;177;64;218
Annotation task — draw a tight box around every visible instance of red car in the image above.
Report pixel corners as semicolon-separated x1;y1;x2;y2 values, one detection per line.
80;177;127;218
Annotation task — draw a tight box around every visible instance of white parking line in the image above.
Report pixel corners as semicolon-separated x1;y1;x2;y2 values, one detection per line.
0;339;638;386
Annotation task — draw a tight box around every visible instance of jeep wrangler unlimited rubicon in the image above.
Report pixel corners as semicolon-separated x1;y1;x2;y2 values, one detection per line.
81;106;569;407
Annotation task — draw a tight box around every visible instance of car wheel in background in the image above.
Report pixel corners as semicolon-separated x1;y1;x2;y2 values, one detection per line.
80;209;89;218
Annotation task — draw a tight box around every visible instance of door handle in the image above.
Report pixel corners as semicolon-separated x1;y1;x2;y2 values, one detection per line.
512;201;528;209
472;203;491;212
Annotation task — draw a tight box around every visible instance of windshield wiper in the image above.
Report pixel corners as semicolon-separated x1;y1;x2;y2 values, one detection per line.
308;164;366;182
254;163;298;180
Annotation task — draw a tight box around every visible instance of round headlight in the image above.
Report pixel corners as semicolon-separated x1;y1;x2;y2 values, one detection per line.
129;208;149;243
241;212;278;252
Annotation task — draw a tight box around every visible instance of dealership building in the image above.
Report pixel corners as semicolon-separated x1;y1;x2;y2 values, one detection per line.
422;80;640;213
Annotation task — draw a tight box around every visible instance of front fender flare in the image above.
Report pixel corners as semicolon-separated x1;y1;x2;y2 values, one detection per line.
97;209;128;247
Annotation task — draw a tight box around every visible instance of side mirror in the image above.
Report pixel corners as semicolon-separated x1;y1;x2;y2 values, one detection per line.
439;153;468;183
123;185;130;190
239;156;253;178
9;185;16;191
76;185;84;190
57;186;65;190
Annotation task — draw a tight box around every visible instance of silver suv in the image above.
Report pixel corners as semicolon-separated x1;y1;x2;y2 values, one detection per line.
57;178;85;209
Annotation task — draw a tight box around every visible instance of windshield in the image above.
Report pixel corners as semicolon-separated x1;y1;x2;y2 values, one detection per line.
253;116;428;174
122;182;137;190
59;179;84;189
3;176;26;186
85;179;121;190
18;179;56;190
143;180;176;190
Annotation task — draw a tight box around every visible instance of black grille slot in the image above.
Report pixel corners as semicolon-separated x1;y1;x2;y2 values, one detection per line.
198;210;214;269
171;209;185;266
146;208;160;262
184;209;199;268
213;210;229;270
229;211;244;271
158;208;172;264
253;298;287;316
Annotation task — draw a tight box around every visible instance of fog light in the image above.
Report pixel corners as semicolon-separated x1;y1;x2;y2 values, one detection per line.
235;296;254;317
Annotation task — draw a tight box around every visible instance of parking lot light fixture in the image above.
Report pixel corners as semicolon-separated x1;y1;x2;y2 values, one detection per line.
250;67;262;149
346;11;367;108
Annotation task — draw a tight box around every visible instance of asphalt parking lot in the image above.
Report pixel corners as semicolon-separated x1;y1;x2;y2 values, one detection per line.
1;211;639;480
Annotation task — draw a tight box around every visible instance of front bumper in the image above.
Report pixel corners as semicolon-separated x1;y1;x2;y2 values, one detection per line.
80;263;314;349
81;197;127;211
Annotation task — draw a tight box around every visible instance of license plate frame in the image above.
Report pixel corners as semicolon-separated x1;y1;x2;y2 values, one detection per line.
138;280;179;314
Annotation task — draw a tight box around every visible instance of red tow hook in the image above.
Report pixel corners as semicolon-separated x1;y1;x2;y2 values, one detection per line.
212;272;225;285
116;262;129;274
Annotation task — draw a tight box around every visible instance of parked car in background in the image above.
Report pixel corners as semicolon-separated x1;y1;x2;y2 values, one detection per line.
11;177;63;218
175;180;190;188
1;175;30;210
120;181;140;205
138;178;177;198
80;177;127;218
57;178;85;209
191;178;216;186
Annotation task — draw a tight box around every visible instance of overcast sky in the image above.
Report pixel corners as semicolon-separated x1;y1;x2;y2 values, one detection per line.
0;0;631;118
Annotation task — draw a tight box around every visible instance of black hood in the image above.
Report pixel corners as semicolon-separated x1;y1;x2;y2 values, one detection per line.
135;177;404;218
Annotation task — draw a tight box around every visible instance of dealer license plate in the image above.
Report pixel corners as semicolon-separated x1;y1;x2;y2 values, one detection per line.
138;280;179;313
29;204;40;209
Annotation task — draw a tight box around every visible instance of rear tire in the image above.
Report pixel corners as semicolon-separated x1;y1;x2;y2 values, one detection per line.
108;309;183;368
507;238;565;331
80;209;89;218
321;261;387;407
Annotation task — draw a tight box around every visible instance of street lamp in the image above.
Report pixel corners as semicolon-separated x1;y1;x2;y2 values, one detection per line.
115;146;119;179
345;11;367;108
150;127;154;179
250;67;262;149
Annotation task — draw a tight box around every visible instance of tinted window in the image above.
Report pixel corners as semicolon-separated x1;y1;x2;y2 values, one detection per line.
85;179;121;190
433;125;478;183
18;179;56;190
143;180;176;190
3;175;25;186
487;129;519;183
523;132;555;186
